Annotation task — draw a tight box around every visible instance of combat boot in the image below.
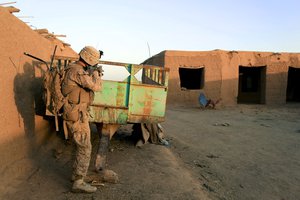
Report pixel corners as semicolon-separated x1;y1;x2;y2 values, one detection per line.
72;179;97;193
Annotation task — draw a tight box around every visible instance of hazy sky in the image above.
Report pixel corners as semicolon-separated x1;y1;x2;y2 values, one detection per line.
13;0;300;64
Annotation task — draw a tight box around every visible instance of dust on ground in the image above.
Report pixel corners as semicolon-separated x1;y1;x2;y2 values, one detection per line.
2;104;300;200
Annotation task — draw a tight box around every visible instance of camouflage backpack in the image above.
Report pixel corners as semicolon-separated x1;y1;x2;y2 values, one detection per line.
43;67;66;117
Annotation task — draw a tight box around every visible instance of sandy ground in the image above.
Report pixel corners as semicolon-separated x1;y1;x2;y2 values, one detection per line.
165;104;300;200
2;104;300;200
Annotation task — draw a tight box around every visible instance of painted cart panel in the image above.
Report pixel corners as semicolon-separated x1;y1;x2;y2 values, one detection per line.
128;84;167;123
89;61;169;124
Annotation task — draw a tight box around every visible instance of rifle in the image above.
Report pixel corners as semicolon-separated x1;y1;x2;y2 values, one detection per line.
23;52;49;69
88;64;104;76
49;46;59;131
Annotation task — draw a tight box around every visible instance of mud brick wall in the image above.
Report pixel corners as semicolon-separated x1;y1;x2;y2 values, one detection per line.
144;50;300;106
0;7;77;192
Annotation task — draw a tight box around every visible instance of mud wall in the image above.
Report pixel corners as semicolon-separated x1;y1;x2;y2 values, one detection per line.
224;51;300;105
0;7;77;194
165;51;223;106
145;50;300;106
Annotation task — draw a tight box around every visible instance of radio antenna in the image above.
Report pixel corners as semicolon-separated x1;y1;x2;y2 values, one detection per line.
147;42;151;58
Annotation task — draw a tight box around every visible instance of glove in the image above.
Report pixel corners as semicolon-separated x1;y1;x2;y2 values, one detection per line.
92;70;101;77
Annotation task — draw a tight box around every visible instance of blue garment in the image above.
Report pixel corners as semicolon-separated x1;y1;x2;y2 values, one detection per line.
198;93;208;107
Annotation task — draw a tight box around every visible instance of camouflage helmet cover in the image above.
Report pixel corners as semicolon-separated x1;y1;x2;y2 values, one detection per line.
79;46;100;66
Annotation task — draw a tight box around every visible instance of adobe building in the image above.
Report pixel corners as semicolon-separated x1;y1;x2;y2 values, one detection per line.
143;50;300;106
0;6;78;195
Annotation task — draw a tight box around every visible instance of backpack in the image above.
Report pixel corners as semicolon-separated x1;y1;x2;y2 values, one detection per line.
43;67;66;117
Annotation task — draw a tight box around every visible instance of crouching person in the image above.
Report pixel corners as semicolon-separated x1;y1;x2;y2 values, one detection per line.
61;46;102;193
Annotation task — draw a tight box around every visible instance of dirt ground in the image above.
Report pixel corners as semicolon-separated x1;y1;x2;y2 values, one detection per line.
2;104;300;200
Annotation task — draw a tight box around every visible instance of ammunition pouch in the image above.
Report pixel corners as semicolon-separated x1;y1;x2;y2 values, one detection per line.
63;101;89;123
63;101;80;122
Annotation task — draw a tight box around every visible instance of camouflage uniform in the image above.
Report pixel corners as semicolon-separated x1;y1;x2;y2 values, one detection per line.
62;62;101;180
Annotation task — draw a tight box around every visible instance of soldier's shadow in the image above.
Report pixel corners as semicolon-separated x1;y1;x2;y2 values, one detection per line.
14;62;36;137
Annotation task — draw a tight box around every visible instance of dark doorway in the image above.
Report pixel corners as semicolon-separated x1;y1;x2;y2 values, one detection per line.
179;67;204;90
238;66;266;104
286;67;300;102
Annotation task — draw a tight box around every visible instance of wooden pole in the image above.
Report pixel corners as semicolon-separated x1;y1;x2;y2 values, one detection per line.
0;1;16;6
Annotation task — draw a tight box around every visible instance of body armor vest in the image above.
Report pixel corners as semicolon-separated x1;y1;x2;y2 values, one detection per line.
62;64;91;104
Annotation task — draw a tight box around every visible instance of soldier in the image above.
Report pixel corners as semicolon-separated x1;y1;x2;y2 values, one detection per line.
61;46;102;193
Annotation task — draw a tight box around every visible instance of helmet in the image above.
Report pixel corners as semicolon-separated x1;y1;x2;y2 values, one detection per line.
79;46;100;66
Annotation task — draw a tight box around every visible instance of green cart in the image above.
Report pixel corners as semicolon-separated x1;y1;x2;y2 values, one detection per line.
90;60;169;127
89;61;169;170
